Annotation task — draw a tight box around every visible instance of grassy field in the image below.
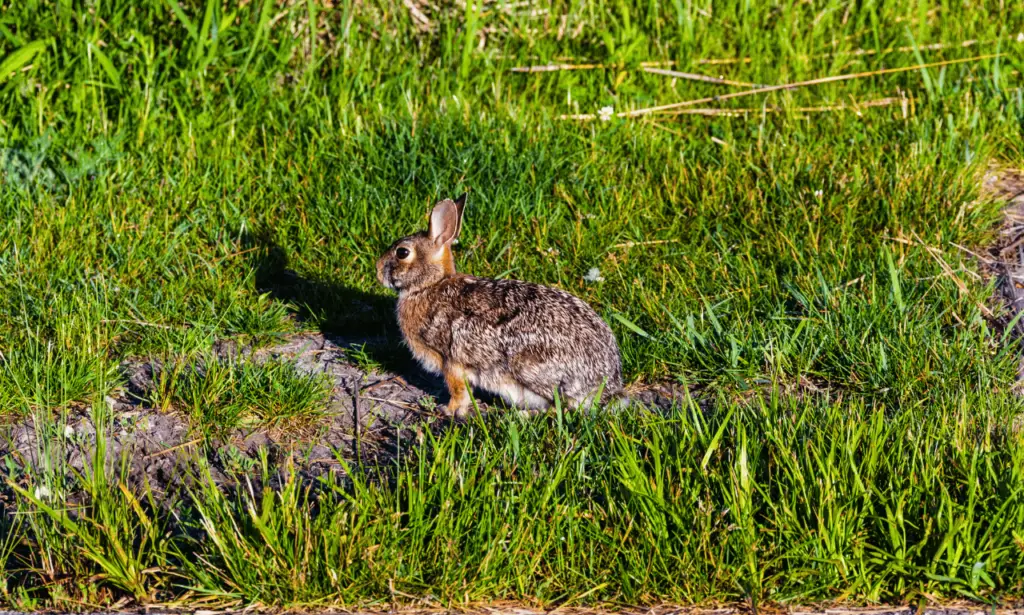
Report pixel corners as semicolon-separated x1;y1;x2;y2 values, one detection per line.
2;0;1024;610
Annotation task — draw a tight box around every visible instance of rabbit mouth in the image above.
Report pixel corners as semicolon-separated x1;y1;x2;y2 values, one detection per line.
377;260;396;289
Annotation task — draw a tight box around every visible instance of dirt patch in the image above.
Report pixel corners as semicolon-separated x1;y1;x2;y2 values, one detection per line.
0;331;687;499
982;164;1024;389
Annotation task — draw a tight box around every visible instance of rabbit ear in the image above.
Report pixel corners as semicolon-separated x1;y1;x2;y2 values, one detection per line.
429;197;465;246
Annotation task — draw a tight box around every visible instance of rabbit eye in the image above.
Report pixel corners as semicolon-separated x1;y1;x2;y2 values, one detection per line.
396;247;411;260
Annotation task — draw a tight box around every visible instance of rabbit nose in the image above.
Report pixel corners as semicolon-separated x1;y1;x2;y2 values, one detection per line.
376;259;393;288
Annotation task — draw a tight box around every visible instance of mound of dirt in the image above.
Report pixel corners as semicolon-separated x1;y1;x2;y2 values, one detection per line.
1;331;687;499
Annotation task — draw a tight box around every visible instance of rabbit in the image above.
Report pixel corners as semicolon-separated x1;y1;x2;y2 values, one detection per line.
376;194;625;418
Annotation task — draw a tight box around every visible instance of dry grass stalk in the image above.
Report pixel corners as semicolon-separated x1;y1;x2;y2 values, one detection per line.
143;438;202;460
612;239;680;249
511;60;672;73
890;231;993;318
561;54;998;121
560;96;898;121
101;318;183;329
511;39;989;72
696;38;987;65
642;67;763;88
661;96;899;116
403;0;432;30
624;54;998;118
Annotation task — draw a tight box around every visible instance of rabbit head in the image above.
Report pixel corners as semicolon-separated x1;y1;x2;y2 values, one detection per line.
377;194;466;293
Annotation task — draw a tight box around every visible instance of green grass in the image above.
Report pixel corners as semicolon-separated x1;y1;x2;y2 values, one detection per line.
2;0;1024;609
6;396;1024;607
147;356;333;437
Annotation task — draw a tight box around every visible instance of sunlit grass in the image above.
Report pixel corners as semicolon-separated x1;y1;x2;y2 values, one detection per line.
1;0;1024;609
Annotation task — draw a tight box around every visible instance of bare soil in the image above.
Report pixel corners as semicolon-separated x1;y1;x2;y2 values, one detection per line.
982;165;1024;388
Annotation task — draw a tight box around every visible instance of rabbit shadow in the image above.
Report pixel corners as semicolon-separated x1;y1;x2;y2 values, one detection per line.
242;229;445;396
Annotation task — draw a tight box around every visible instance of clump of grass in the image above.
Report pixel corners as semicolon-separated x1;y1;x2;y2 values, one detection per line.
344;342;383;374
149;356;332;438
4;405;177;606
0;341;112;417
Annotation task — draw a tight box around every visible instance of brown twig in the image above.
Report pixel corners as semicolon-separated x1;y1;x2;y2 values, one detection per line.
361;395;422;411
144;438;202;460
360;376;409;394
353;377;363;467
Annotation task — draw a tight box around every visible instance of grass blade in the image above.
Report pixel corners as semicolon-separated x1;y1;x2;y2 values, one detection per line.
0;39;48;82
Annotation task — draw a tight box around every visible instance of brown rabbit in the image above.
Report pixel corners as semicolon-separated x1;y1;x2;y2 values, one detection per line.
376;195;624;417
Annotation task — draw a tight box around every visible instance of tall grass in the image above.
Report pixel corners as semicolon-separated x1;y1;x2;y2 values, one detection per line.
5;394;1024;607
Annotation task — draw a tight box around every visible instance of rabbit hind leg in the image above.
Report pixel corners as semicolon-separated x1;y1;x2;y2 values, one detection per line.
443;362;474;418
477;371;550;413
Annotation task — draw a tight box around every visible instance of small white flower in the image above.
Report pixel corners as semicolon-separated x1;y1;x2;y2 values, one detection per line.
814;190;824;199
583;267;604;283
63;425;75;439
34;485;52;501
598;106;614;121
1017;32;1024;44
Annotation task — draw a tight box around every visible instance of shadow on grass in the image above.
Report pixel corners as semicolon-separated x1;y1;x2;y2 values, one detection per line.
240;228;575;414
241;229;445;396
